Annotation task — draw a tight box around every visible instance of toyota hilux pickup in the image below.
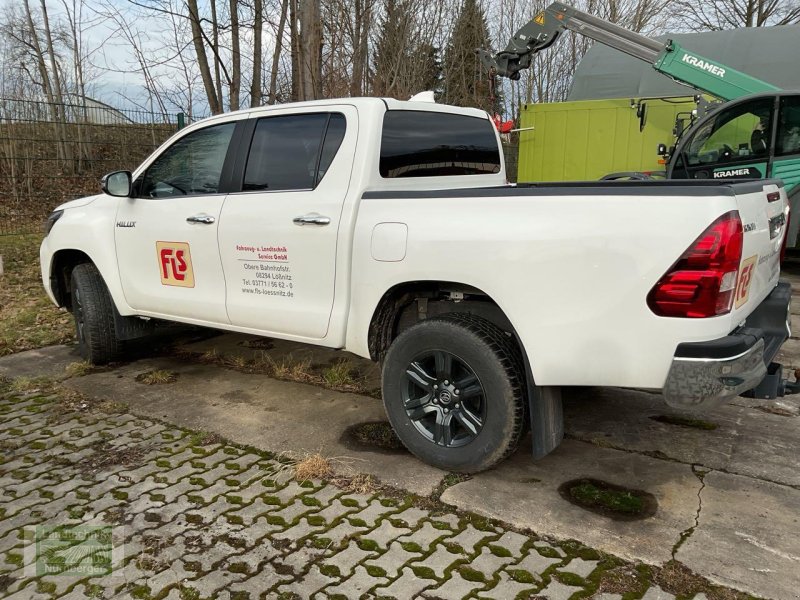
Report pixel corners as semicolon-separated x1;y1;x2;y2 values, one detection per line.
40;97;793;473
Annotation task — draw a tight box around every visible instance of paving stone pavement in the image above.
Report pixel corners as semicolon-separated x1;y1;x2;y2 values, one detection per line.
0;387;733;599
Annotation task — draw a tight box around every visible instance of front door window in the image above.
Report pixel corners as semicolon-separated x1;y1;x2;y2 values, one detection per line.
138;123;235;198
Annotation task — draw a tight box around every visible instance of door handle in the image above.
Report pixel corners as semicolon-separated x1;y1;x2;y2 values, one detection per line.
293;213;331;226
186;214;215;224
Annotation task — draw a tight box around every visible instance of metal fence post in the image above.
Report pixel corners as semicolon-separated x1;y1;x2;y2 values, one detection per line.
177;112;185;129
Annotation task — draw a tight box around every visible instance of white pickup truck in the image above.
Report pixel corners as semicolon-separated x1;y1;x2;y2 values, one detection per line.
40;97;793;473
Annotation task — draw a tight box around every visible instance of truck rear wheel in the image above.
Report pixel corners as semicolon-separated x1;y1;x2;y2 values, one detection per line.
381;314;525;473
70;263;122;365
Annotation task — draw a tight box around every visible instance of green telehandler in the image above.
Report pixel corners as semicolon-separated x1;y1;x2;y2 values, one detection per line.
479;2;800;218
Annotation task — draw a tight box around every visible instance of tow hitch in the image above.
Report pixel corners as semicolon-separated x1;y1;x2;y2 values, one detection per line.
742;363;800;400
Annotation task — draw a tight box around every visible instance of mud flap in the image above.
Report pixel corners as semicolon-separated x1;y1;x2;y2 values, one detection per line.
112;305;155;341
529;386;564;459
518;342;564;459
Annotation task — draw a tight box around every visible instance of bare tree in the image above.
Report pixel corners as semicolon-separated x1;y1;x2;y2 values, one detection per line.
292;0;322;100
676;0;800;29
250;0;263;106
229;0;241;110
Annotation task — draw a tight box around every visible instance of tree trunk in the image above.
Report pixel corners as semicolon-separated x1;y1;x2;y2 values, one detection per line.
350;0;371;97
296;0;322;101
210;0;224;110
229;0;241;110
290;0;299;101
187;0;222;114
22;0;55;108
39;0;74;168
270;0;290;104
250;0;263;107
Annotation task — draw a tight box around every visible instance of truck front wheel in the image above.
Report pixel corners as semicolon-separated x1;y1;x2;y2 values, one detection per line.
70;263;123;365
381;314;525;473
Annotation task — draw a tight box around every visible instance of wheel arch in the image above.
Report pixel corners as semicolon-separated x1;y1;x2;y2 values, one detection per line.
367;279;566;461
366;280;519;362
49;248;93;310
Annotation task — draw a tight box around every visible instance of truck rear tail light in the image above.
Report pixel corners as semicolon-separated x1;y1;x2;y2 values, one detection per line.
647;211;743;318
781;207;791;264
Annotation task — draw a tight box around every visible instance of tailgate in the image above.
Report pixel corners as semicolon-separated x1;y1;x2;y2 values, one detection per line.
731;181;789;321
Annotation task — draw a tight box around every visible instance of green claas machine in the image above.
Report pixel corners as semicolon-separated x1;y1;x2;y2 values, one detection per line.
479;2;800;206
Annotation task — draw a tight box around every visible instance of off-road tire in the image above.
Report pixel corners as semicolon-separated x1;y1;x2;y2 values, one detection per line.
381;313;526;473
70;263;122;365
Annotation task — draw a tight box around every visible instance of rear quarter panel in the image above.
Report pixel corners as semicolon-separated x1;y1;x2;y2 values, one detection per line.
728;182;786;321
347;189;747;388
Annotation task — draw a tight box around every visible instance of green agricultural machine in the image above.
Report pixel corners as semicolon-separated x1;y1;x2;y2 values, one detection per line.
479;2;800;209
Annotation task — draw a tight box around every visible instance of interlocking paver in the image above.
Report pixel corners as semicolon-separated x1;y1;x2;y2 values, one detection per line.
641;586;678;600
478;570;539;599
323;519;370;545
0;380;745;600
470;545;515;578
561;556;599;578
412;544;460;578
315;498;359;524
423;569;487;600
362;518;411;549
447;524;497;553
276;564;337;598
351;499;399;527
321;540;378;577
365;540;423;578
322;564;389;598
375;566;434;599
513;548;562;575
397;522;451;550
539;578;584;600
272;516;327;542
492;530;528;558
228;566;290;597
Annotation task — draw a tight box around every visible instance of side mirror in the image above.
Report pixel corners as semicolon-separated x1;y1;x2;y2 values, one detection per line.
657;143;668;157
673;117;686;138
101;171;132;197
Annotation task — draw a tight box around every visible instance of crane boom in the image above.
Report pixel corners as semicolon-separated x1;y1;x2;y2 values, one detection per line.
478;2;780;102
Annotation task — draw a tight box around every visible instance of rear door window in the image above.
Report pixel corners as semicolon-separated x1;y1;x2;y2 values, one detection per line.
380;111;501;178
243;112;346;192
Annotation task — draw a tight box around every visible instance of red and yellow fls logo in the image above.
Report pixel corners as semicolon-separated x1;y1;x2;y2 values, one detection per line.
156;241;195;288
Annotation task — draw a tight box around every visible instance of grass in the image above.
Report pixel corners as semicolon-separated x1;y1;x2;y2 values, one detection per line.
135;370;178;385
292;452;334;482
346;421;404;452
564;479;654;518
322;359;357;387
331;472;377;495
9;376;50;393
65;361;94;377
0;234;74;356
264;354;314;381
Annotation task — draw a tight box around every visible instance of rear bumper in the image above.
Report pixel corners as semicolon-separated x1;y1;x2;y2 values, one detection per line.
663;281;792;410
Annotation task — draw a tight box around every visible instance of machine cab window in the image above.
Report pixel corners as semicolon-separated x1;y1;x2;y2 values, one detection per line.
685;98;774;168
777;96;800;157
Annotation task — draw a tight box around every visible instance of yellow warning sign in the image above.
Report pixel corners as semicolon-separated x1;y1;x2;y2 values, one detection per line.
534;12;545;25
